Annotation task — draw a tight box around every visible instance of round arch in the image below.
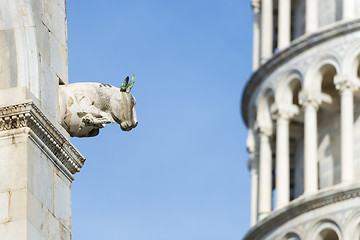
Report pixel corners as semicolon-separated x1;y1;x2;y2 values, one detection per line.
341;40;360;80
282;231;301;240
275;69;303;105
344;210;360;239
304;52;341;92
308;219;342;240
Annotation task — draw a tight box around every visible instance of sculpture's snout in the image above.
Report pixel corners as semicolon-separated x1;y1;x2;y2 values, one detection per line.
120;121;138;131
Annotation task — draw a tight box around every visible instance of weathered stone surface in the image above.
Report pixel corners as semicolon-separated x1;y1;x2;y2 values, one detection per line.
59;82;138;137
54;172;71;230
0;101;83;240
0;192;9;223
0;220;27;239
0;1;77;239
0;132;28;191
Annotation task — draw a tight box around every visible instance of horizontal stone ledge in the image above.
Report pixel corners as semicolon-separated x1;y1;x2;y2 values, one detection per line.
0;101;85;176
244;183;360;240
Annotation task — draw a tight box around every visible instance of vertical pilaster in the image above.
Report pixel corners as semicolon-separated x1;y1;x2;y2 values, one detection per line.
299;91;321;194
252;0;261;70
278;0;291;50
306;0;318;33
334;75;358;184
260;0;273;63
258;128;272;220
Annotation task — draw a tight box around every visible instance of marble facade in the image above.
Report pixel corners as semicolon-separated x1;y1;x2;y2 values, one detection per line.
244;0;360;239
0;1;84;239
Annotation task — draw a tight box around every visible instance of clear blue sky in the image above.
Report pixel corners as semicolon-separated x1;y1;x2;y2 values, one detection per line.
67;1;253;239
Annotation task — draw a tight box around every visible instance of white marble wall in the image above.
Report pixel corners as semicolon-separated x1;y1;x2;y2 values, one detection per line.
0;0;67;120
0;129;72;240
0;2;73;239
317;110;341;189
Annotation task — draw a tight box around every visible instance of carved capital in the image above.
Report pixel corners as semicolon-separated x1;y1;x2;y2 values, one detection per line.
0;101;85;176
257;125;273;138
247;129;256;153
252;0;261;12
334;75;359;93
270;103;299;121
299;91;322;110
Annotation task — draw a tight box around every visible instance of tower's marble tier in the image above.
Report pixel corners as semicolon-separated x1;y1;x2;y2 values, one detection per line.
243;1;360;239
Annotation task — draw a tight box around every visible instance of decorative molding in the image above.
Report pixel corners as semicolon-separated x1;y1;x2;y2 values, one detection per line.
243;185;360;240
0;101;85;175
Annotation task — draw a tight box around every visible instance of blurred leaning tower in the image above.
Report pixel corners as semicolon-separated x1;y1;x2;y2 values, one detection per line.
242;0;360;239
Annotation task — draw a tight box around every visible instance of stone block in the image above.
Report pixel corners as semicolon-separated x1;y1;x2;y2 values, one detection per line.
0;29;17;89
9;189;27;222
41;208;71;240
0;133;27;191
28;221;47;240
27;190;47;234
17;0;36;28
0;220;27;240
0;87;28;107
40;57;58;118
27;138;54;211
49;32;68;83
40;0;67;48
0;1;35;31
0;191;9;223
0;1;13;31
34;16;51;66
54;172;71;230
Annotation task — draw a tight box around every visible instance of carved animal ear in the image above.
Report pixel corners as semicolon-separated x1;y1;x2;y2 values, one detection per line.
126;75;135;93
120;76;129;92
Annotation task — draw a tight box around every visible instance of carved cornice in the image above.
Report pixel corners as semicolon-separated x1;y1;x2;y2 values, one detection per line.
243;185;360;240
0;101;85;175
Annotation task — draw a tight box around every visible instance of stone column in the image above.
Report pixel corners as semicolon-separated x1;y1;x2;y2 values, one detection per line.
258;127;272;220
306;0;318;33
299;91;321;194
252;0;261;70
343;0;355;20
334;75;358;183
272;104;298;209
249;152;259;226
278;0;291;50
260;0;273;63
247;129;258;226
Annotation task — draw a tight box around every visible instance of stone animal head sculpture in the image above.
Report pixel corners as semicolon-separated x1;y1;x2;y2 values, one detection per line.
59;76;138;137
